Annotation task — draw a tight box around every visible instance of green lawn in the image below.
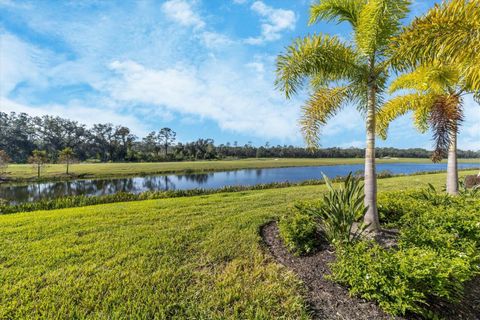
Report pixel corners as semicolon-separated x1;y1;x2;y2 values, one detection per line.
5;157;480;182
0;170;477;318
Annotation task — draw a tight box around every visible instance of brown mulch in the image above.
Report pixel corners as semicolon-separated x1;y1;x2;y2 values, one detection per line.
260;221;480;320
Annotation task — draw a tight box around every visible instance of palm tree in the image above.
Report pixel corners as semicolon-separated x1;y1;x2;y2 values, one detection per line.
276;0;410;231
393;0;480;93
385;0;480;194
377;64;466;194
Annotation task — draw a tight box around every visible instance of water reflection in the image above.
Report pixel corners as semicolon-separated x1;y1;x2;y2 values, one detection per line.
1;162;478;204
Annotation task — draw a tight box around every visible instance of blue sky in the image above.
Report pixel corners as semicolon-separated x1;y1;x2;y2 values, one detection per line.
0;0;479;150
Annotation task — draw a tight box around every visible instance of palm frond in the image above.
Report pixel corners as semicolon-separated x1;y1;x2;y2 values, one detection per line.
300;86;351;148
356;0;410;57
376;93;436;139
393;0;480;90
389;64;460;94
462;55;480;95
429;95;463;162
275;34;360;98
309;0;366;27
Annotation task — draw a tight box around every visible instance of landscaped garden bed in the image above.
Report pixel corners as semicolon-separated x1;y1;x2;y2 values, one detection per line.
267;178;480;319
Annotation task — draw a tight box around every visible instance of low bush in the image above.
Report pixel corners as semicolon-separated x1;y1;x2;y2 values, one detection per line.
278;212;318;255
377;190;432;226
300;173;368;245
330;190;480;318
331;242;475;317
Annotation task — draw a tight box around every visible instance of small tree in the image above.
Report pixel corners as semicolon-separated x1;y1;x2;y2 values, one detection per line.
157;128;176;158
58;147;75;175
0;150;11;178
28;150;48;179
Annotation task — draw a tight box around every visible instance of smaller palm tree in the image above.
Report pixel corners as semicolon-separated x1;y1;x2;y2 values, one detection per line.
376;64;466;194
393;0;480;93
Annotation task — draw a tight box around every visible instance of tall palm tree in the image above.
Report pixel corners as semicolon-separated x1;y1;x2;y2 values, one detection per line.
377;64;466;194
276;0;410;231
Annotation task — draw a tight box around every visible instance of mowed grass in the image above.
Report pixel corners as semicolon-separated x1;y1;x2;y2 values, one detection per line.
0;171;477;319
6;157;479;182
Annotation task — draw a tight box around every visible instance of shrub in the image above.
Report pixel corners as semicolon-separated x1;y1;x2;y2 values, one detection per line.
309;173;368;245
278;212;318;255
414;183;454;206
377;190;432;226
331;242;475;317
330;192;480;318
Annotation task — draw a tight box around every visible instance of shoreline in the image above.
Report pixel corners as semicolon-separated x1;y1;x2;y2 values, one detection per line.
2;157;479;184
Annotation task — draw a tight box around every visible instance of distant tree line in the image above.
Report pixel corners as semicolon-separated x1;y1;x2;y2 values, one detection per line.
1;112;479;164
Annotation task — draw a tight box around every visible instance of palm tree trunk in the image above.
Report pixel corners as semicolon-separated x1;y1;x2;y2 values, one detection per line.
446;128;458;195
364;84;379;231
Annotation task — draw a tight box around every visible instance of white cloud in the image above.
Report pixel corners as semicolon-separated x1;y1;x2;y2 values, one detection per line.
200;31;234;48
322;105;364;137
160;1;234;49
108;59;300;140
246;62;265;75
458;96;480;151
246;1;296;45
161;0;205;29
0;33;45;96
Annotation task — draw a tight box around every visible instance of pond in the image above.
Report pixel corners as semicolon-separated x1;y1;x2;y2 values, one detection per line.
1;162;479;204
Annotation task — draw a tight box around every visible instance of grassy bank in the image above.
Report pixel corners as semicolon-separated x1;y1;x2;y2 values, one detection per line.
0;171;475;318
4;157;479;182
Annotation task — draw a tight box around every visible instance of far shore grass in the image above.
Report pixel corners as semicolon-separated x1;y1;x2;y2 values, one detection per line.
4;157;480;182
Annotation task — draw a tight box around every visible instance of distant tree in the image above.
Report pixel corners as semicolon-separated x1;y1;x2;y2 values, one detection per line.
58;147;75;175
28;150;48;178
91;123;115;161
158;128;176;157
0;112;36;162
142;131;161;157
0;150;11;177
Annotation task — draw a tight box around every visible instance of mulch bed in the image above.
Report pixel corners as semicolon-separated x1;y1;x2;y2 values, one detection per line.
260;221;480;320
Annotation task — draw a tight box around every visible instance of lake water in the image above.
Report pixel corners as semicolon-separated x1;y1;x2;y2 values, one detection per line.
1;162;479;204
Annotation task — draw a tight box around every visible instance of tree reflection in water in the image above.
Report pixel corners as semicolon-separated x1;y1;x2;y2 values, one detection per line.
1;163;479;204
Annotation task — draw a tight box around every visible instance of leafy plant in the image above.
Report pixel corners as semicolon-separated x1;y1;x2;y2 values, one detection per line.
414;183;453;206
278;212;318;255
458;178;480;198
313;173;368;245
